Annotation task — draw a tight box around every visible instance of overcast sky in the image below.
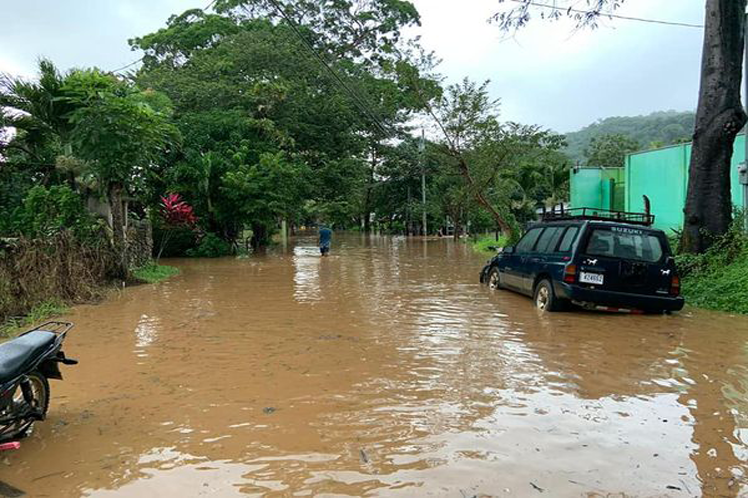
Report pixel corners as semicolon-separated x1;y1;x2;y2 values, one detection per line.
0;0;706;132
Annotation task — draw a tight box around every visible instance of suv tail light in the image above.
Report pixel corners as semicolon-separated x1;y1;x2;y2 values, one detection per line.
563;264;577;284
670;275;681;296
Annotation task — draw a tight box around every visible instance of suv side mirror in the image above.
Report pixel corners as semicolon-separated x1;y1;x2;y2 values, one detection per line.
502;246;515;254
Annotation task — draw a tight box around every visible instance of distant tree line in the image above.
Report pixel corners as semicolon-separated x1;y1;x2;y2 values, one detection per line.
563;110;695;164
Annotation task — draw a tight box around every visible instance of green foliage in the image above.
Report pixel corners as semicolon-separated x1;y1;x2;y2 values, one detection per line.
221;152;309;246
214;0;421;65
63;69;178;188
186;233;232;258
564;111;695;164
152;225;198;257
131;9;241;70
583;133;640;168
675;217;748;314
431;78;566;239
131;6;440;241
132;263;180;284
0;300;69;338
0;59;77;180
680;256;748;314
11;185;100;240
471;234;509;254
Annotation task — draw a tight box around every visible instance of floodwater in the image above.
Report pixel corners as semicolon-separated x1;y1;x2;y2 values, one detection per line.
4;233;748;497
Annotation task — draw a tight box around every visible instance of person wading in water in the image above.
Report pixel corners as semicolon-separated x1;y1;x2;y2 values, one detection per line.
319;225;333;256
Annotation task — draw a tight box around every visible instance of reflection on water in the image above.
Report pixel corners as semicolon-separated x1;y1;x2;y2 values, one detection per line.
293;246;322;304
5;233;748;496
134;314;160;349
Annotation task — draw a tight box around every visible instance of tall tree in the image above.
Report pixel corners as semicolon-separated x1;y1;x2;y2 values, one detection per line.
682;1;747;253
429;79;564;241
0;60;77;186
131;3;438;244
494;0;748;253
63;70;176;277
214;0;421;65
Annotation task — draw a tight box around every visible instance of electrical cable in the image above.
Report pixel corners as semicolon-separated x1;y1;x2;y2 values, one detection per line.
511;0;704;29
265;0;395;137
110;0;219;74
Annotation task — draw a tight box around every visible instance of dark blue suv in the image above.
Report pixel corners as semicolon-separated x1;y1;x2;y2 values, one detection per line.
479;209;685;313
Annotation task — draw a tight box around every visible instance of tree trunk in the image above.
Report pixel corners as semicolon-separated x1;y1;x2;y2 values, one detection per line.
250;223;269;251
682;0;747;253
108;182;129;279
455;157;515;239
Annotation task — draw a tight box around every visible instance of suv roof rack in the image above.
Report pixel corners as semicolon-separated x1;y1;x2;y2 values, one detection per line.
541;207;655;227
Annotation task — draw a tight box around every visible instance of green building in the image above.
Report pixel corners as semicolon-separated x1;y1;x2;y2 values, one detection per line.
570;134;747;233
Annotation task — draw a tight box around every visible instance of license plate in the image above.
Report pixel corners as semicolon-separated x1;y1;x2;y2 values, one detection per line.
580;272;604;285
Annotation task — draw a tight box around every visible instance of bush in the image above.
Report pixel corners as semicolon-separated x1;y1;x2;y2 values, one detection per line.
186;233;232;258
10;185;101;241
681;257;748;314
1;300;69;338
676;217;748;314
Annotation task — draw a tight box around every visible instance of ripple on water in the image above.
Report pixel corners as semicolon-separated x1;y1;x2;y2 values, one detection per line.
6;233;748;497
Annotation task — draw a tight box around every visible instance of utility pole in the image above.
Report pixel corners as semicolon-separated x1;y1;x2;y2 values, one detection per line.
419;130;427;237
407;185;412;236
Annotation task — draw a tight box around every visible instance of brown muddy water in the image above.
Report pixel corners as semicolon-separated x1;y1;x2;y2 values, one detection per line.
3;233;748;497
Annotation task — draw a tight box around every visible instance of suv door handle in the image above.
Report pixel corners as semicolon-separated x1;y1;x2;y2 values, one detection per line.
529;257;542;263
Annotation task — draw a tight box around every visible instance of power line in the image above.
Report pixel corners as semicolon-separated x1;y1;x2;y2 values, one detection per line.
110;0;219;74
265;0;394;137
513;0;704;29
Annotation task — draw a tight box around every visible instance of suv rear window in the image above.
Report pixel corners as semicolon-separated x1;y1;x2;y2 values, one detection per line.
585;228;664;263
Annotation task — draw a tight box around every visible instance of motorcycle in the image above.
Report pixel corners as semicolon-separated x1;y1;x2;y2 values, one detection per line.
0;321;77;451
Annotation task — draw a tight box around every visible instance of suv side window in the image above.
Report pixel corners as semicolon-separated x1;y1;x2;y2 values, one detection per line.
536;227;564;253
558;226;580;253
516;228;544;253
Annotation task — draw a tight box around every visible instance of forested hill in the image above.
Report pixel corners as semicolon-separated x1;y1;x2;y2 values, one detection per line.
563;110;695;163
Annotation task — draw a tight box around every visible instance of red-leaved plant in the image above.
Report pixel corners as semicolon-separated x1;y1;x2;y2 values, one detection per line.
161;193;198;227
156;193;197;260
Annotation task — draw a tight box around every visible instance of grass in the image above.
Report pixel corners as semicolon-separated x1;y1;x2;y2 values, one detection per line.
1;263;180;338
0;300;69;338
132;263;180;284
681;256;748;314
675;218;748;314
470;234;509;255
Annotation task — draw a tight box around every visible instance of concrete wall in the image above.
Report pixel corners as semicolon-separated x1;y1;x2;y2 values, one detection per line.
570;167;625;211
626;134;746;233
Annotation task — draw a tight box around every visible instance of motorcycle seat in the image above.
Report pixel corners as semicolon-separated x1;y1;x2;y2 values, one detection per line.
0;331;57;383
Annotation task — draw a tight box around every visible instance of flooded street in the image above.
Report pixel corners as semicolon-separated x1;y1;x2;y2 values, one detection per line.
4;233;748;497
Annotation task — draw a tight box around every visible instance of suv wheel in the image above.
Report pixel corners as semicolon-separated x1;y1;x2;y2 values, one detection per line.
534;279;562;312
487;267;503;290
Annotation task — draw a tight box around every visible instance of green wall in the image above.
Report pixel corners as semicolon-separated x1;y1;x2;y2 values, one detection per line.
570;167;624;211
625;134;746;233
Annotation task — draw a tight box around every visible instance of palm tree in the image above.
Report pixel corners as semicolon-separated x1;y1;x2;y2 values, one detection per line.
0;59;77;185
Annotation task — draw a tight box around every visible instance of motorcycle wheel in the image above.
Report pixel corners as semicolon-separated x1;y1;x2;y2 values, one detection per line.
1;371;49;440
